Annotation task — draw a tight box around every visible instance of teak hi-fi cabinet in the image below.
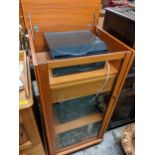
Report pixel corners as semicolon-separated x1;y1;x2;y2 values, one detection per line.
20;0;134;154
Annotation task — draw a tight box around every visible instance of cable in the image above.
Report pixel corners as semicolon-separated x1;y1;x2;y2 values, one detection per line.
89;61;110;103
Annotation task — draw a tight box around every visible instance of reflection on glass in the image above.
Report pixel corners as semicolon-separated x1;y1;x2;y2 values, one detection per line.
53;93;109;150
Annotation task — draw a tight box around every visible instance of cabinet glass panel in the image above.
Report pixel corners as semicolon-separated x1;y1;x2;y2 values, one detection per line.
51;59;122;151
53;93;106;150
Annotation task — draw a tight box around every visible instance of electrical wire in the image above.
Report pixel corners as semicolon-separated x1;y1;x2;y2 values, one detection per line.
89;61;110;103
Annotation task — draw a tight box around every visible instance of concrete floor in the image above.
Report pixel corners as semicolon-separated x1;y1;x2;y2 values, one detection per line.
71;126;126;155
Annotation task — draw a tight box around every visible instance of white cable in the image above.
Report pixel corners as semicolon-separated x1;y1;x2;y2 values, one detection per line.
89;61;110;103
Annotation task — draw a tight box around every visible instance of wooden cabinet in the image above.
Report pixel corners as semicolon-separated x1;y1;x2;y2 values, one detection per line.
25;27;134;155
103;6;135;129
20;1;134;154
19;51;45;155
103;6;135;48
20;109;45;155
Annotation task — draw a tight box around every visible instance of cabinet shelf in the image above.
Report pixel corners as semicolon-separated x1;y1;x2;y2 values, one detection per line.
36;52;119;103
55;113;103;134
50;62;117;88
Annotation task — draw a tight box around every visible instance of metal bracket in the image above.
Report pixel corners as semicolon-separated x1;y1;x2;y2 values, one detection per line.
33;24;39;32
88;22;93;27
88;12;96;27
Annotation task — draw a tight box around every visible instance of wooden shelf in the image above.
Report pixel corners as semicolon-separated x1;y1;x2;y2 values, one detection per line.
55;113;103;134
50;62;118;103
50;62;117;88
51;74;116;103
36;51;119;103
36;52;118;90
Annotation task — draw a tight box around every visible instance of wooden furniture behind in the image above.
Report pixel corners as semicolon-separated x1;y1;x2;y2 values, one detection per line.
19;51;45;155
20;0;134;154
103;6;135;129
103;6;135;48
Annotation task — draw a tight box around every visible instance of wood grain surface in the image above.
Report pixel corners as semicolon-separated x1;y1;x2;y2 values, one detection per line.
20;0;101;52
